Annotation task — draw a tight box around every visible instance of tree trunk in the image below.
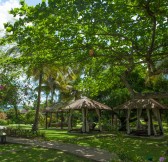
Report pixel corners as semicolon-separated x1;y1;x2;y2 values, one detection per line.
120;71;135;98
13;104;18;119
51;89;54;104
45;93;49;107
32;71;43;132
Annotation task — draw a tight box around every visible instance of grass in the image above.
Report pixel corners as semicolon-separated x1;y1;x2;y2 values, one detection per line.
41;130;168;161
0;143;94;162
41;127;168;161
8;123;168;161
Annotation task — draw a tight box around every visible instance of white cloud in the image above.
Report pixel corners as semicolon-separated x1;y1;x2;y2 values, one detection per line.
0;0;20;31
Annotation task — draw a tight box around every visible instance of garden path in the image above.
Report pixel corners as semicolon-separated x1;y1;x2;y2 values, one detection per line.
6;136;120;162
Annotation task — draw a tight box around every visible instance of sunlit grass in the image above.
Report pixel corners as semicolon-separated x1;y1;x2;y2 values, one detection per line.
41;128;168;161
8;123;168;161
0;143;94;162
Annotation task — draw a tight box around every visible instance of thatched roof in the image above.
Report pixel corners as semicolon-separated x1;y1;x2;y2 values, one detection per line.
63;97;112;110
45;102;68;112
114;98;168;110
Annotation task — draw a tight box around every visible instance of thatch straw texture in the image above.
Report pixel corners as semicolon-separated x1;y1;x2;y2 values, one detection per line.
64;97;112;110
114;98;168;110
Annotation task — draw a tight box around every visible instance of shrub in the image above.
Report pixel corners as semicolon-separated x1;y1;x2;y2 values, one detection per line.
25;110;45;126
0;112;7;120
0;119;8;125
6;127;46;138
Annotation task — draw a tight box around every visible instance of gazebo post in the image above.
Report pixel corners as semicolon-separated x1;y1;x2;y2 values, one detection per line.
126;109;131;134
82;108;89;133
56;112;59;122
49;112;53;127
136;108;142;130
153;109;164;135
96;109;102;131
45;112;48;129
60;111;64;129
82;108;85;132
111;111;114;126
146;109;151;136
158;109;164;134
68;110;72;132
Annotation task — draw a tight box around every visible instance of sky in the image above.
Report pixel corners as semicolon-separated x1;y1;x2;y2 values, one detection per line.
0;0;43;31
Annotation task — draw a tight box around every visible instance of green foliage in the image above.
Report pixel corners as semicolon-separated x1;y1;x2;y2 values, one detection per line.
6;108;20;124
25;110;45;126
6;127;45;138
1;0;168;107
0;119;7;125
0;74;19;106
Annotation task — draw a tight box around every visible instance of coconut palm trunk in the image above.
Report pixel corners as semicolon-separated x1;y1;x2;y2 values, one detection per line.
32;71;43;132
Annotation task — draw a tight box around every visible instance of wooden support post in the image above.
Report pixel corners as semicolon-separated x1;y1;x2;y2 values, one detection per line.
96;109;102;132
56;112;58;122
136;108;142;130
146;109;151;136
111;111;114;127
68;110;72;132
82;108;89;133
45;112;48;129
49;113;52;127
126;109;131;134
82;108;85;132
153;109;164;135
61;111;63;129
86;108;89;132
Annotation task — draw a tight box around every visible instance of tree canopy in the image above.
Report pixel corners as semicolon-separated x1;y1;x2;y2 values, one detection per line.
1;0;168;104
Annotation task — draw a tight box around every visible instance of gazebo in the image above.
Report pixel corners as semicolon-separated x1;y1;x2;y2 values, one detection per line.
45;102;68;129
114;98;168;136
63;97;112;133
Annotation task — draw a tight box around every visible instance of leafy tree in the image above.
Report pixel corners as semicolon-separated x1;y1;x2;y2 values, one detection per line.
1;0;168;131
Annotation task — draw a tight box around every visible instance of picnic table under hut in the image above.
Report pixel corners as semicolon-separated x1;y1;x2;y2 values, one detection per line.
114;98;168;136
62;97;112;133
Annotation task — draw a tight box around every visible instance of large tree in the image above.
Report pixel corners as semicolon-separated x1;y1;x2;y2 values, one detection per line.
1;0;168;110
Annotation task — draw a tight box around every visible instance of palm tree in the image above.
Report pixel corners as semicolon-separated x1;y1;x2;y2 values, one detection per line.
28;63;80;131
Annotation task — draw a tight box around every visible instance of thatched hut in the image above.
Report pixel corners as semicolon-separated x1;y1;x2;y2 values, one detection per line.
114;98;168;136
63;97;112;133
45;102;68;129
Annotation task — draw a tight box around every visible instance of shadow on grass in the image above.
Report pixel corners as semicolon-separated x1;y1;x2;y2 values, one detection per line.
0;143;95;162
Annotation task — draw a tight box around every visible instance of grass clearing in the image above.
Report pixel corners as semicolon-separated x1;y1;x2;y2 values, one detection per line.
0;143;94;162
43;129;168;161
8;124;168;161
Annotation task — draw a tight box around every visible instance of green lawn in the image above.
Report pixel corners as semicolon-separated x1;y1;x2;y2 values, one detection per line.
0;143;94;162
8;124;168;161
41;129;168;161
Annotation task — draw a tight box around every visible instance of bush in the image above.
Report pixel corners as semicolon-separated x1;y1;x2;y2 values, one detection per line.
0;112;7;120
0;119;8;125
6;108;20;124
6;127;46;138
25;110;45;126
